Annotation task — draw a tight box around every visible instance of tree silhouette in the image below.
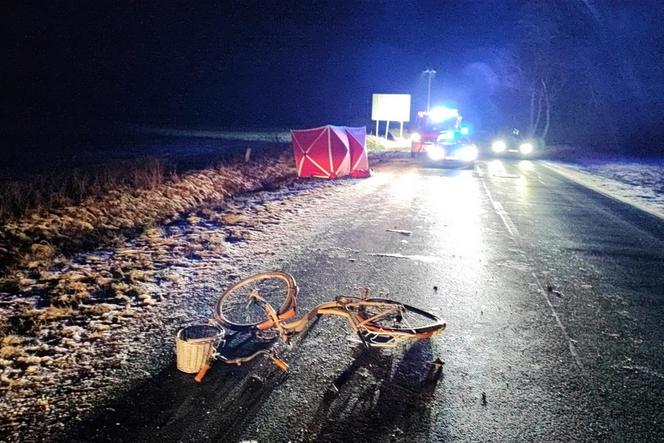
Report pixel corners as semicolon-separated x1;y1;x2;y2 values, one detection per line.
514;0;573;143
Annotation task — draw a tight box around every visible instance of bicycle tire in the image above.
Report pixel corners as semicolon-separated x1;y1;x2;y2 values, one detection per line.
357;298;445;337
214;272;298;331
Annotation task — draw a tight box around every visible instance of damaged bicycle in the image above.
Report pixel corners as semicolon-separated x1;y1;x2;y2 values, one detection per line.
175;271;446;382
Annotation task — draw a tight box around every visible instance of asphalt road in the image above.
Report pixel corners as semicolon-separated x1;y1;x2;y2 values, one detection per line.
65;158;664;442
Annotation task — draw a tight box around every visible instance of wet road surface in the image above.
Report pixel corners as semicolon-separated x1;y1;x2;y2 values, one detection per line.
66;158;664;442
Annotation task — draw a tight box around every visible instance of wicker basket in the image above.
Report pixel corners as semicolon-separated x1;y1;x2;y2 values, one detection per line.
175;324;224;373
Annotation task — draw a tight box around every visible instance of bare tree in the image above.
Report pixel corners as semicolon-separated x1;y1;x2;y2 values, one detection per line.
514;0;571;143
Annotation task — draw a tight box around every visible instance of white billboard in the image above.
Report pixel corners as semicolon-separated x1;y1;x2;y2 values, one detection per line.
371;94;411;122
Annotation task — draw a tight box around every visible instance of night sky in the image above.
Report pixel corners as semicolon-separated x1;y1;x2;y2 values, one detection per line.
3;1;664;151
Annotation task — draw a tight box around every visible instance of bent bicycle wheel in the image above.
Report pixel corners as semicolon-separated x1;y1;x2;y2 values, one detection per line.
214;272;298;331
357;298;445;338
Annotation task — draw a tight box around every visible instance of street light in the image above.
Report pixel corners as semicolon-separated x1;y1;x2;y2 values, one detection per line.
423;68;436;112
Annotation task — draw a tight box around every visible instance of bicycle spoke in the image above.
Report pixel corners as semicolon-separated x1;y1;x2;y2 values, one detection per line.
355;298;445;338
215;272;297;330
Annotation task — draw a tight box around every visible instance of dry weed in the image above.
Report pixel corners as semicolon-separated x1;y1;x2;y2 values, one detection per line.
2;335;23;347
0;339;25;359
26;306;76;322
80;303;114;316
53;279;93;306
30;243;55;259
221;213;244;225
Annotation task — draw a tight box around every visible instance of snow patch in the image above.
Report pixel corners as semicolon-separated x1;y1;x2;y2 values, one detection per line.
542;161;664;221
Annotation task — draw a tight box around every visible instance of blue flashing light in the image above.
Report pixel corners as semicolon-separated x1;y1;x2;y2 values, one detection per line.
460;126;470;135
429;106;459;123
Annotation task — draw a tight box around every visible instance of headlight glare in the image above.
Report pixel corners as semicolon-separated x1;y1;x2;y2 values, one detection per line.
492;140;506;153
519;143;534;155
411;132;421;142
427;145;445;161
459;144;478;162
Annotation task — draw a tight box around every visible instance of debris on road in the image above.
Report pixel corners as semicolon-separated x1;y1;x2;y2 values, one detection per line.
546;284;563;298
366;252;440;263
386;229;413;236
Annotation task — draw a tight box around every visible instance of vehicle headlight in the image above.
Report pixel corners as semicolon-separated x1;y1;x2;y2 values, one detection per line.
492;140;506;153
519;143;534;155
427;145;445;161
410;132;421;142
459;144;478;162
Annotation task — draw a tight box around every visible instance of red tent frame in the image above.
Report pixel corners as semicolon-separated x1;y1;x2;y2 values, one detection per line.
291;125;369;179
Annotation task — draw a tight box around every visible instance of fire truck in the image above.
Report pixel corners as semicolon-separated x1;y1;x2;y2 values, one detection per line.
410;107;477;164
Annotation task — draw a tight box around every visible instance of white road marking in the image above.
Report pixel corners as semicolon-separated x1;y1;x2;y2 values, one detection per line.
477;164;520;241
478;162;585;372
491;199;520;239
532;272;585;371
